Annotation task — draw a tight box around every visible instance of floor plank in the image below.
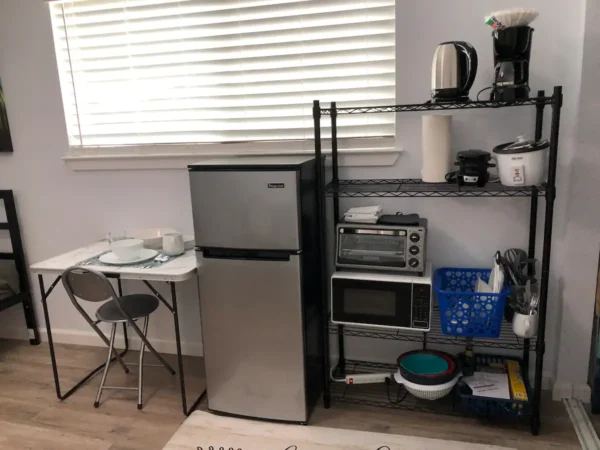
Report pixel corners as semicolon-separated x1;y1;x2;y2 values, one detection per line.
0;339;581;450
0;419;112;450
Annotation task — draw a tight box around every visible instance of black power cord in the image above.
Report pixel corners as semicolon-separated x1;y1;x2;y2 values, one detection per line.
385;377;408;406
477;86;493;101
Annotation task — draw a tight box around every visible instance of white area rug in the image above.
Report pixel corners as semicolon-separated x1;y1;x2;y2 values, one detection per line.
163;411;515;450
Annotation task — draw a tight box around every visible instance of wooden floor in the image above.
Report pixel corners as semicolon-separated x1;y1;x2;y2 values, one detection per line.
0;339;581;450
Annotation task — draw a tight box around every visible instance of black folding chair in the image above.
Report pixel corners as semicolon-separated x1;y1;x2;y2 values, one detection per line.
62;266;175;409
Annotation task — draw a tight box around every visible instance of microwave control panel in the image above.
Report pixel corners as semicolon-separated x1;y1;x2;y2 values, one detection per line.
412;283;432;329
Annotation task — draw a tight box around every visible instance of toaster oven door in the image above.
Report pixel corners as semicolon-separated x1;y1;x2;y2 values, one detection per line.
331;277;413;329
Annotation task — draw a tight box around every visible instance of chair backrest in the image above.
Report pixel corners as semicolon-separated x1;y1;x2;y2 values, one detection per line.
62;266;116;304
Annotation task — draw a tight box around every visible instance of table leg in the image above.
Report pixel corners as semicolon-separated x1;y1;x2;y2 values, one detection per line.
39;274;129;401
169;281;206;416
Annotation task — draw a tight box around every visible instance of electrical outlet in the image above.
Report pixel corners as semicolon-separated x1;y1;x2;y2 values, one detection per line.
344;373;391;385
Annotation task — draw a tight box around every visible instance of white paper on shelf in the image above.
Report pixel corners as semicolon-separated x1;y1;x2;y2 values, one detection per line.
343;205;383;223
463;372;511;399
476;275;493;293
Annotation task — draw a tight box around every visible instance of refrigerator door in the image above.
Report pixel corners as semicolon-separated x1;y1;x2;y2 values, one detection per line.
198;251;307;422
190;170;300;250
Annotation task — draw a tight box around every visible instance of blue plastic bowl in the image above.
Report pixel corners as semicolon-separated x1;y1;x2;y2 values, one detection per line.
400;353;449;375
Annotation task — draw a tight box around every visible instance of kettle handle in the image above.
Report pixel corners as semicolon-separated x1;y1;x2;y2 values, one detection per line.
454;42;478;94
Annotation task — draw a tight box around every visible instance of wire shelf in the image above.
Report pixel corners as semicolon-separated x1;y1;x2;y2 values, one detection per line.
330;360;460;414
320;97;555;115
329;307;536;351
325;179;545;198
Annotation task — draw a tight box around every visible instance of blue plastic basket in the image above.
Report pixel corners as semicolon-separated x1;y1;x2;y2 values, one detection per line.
456;354;531;420
434;267;510;338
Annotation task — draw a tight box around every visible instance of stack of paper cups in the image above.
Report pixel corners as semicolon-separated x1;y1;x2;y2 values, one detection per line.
422;115;452;182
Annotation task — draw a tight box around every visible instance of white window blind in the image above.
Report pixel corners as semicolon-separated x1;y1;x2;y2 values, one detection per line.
49;0;395;150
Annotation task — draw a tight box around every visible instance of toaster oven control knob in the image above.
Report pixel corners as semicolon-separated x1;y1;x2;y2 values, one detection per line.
409;233;420;243
409;258;419;268
409;245;420;255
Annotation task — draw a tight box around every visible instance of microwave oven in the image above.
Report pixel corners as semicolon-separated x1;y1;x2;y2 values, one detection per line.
331;264;432;331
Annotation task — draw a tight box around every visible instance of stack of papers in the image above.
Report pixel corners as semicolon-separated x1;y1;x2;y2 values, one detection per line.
462;372;511;399
343;205;383;224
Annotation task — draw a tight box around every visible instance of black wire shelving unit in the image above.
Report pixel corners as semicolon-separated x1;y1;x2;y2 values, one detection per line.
330;307;536;351
313;87;563;436
326;179;546;198
0;190;40;345
330;360;458;414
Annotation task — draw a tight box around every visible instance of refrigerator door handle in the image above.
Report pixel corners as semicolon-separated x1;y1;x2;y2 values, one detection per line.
198;247;300;261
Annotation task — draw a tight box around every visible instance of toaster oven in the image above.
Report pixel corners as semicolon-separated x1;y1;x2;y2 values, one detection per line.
336;222;427;275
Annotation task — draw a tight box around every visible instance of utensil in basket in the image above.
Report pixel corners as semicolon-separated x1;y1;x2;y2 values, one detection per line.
529;293;539;314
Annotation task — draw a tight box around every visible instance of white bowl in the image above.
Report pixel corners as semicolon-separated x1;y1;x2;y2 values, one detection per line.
110;239;144;261
183;235;195;251
394;371;461;401
132;228;177;250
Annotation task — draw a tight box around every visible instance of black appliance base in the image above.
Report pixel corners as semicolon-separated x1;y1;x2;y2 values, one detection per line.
430;96;471;104
491;86;530;102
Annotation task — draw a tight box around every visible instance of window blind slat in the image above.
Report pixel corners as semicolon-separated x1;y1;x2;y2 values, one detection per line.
61;60;394;86
56;21;394;59
72;124;394;146
55;1;394;29
54;18;394;51
50;0;395;148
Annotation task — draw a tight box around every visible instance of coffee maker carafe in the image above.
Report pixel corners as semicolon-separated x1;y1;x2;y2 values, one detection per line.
491;26;533;102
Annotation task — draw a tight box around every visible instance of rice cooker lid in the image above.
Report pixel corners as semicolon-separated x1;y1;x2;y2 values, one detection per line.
493;139;549;155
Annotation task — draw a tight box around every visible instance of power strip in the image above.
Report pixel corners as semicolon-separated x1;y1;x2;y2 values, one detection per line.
344;372;392;385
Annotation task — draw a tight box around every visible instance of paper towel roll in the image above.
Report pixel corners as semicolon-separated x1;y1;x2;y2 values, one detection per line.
422;115;452;182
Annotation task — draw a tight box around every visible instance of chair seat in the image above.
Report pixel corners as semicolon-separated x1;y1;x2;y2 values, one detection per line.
95;294;159;323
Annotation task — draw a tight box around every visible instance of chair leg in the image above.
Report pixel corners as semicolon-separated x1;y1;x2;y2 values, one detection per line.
138;316;149;410
94;323;116;408
127;318;176;376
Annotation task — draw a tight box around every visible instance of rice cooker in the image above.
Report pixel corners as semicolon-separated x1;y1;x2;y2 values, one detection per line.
493;136;549;186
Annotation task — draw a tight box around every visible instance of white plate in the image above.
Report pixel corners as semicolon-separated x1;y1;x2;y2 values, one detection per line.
99;249;158;265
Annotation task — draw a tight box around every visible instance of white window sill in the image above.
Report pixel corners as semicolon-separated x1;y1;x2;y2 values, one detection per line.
62;139;401;171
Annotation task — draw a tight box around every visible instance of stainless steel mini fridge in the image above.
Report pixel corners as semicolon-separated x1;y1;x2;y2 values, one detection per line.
189;156;323;423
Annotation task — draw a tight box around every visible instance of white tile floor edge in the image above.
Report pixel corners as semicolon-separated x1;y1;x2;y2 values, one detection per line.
563;398;600;450
163;411;516;450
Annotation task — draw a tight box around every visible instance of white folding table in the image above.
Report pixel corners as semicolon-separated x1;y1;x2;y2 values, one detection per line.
30;240;205;415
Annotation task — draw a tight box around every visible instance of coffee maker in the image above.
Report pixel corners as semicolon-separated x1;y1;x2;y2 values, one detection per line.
491;26;533;102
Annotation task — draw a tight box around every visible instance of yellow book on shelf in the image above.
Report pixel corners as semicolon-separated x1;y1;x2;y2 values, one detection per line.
507;360;528;401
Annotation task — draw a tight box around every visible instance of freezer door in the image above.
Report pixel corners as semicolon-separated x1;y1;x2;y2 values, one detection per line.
198;252;307;422
190;170;301;250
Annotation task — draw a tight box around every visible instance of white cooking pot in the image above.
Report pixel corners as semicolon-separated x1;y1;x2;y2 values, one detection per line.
493;137;549;187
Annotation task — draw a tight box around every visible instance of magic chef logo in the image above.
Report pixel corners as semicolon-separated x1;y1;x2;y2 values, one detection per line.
268;183;285;188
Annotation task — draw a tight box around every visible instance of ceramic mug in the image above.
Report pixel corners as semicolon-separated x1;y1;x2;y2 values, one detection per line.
162;233;185;256
512;311;538;338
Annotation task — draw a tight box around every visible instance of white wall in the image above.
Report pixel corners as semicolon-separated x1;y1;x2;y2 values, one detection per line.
554;0;600;398
0;0;589;386
0;0;203;352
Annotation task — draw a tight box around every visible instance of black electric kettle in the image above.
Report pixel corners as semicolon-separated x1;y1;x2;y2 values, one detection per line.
431;41;478;102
